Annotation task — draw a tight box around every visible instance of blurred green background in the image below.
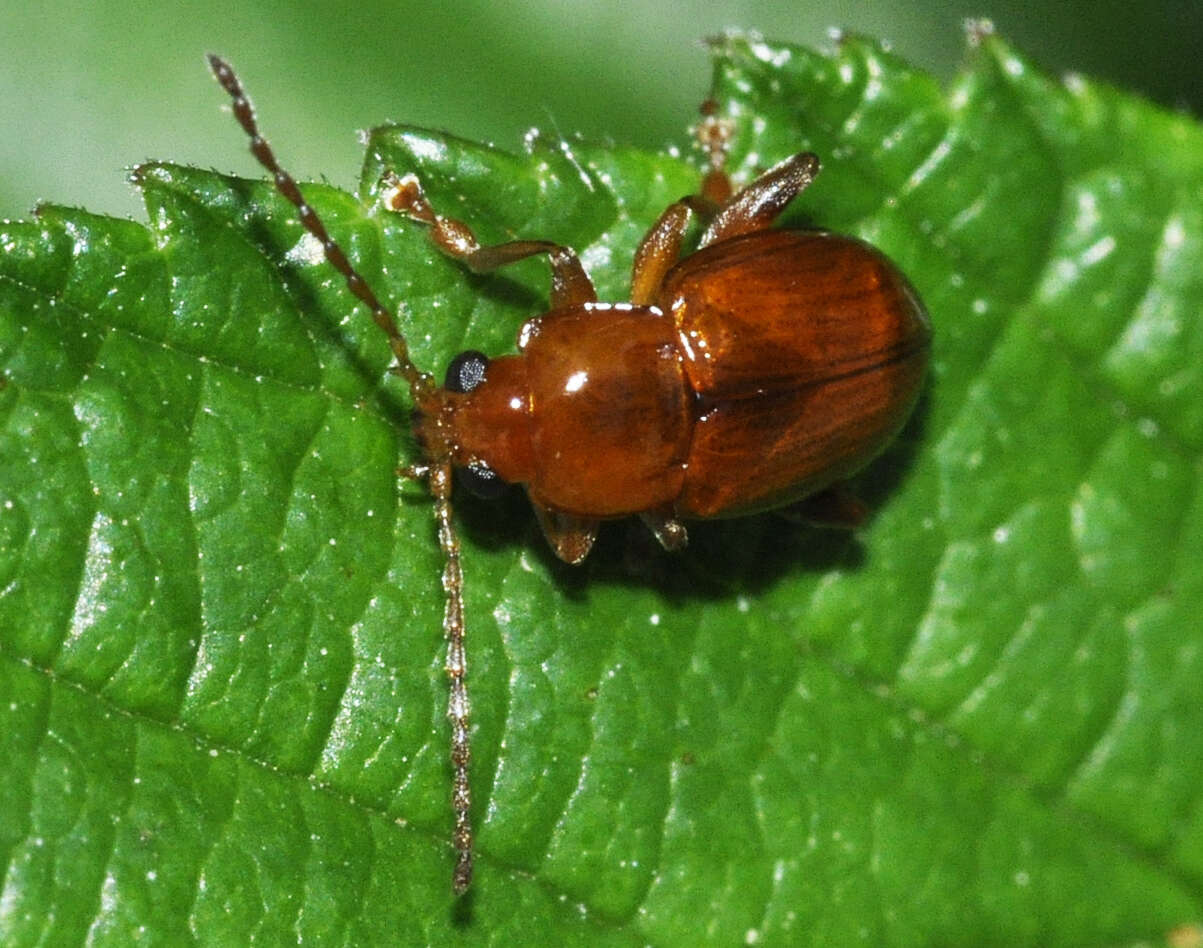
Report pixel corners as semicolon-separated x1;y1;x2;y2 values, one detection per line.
1;0;1197;221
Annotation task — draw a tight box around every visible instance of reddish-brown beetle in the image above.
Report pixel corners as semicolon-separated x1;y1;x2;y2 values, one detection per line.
208;56;930;894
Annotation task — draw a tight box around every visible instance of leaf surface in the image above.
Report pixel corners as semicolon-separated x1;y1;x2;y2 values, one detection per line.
1;32;1201;946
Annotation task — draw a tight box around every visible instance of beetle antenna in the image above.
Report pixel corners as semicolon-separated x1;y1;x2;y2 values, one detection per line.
206;54;433;403
428;465;473;893
208;55;475;894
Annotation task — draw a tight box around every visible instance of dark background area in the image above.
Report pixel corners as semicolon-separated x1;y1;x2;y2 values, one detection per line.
2;0;1198;220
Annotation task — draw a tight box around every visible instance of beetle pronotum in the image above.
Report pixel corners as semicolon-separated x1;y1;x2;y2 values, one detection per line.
207;54;930;894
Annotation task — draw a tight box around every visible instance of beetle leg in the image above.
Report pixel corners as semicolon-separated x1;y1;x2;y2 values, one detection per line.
532;504;599;565
630;201;697;305
381;171;597;308
695;98;734;206
779;484;869;530
700;151;821;248
631;94;805;304
639;508;689;552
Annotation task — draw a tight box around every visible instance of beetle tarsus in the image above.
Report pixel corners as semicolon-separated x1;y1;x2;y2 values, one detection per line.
640;510;690;552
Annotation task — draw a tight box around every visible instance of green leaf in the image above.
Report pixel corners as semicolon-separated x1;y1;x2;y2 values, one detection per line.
3;31;1202;945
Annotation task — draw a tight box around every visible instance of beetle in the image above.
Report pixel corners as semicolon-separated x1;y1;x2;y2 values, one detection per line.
208;55;930;894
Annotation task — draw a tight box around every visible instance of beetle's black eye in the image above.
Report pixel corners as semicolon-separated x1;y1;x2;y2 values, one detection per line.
445;350;490;394
456;459;510;500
